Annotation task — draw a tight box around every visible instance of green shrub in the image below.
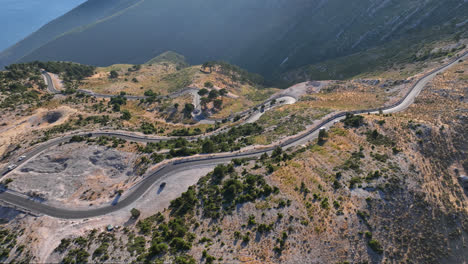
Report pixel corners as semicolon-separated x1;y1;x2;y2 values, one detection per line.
92;242;109;259
149;242;168;256
74;236;88;248
342;113;364;128
247;215;256;226
126;237;145;256
203;81;214;88
349;177;362;188
54;238;71;253
257;223;273;233
120;110;131;120
366;130;395;146
174;254;196;264
169;186;197;216
365;231;372;238
131;208;141;219
202;140;215;153
366;170;382;181
368;239;383;254
151;153;164;163
170;237;191;251
242;232;250;243
109;70;118;79
141;122;157;134
372;153;388;162
69;135;85;143
333;179;341;189
198;88;209;96
320;198;330;209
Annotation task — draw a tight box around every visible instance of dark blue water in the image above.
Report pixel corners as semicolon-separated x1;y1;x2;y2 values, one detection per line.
0;0;86;52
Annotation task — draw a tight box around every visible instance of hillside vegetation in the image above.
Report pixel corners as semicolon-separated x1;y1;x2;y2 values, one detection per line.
16;60;466;264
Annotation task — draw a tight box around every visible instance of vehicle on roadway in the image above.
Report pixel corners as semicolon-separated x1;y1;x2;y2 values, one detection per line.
18;155;26;161
7;164;17;171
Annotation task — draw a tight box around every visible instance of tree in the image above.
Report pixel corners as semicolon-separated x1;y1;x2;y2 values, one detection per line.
204;81;214;88
112;103;121;112
144;90;156;97
201;62;214;73
202;140;215;153
219;88;228;96
272;146;283;158
208;89;219;99
120;110;131;120
128;64;141;72
318;128;328;144
200;97;210;109
212;165;228;184
198;88;209;96
213;99;223;109
149;242;168;256
342;113;364;128
109;70;119;79
368;239;383;254
131;208;141;219
183;103;195;118
174;103;179;110
170;237;192;251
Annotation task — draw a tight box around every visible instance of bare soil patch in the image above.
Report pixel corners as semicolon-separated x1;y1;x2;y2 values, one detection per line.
8;143;139;208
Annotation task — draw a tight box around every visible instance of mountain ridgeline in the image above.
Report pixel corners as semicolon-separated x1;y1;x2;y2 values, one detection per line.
1;0;467;81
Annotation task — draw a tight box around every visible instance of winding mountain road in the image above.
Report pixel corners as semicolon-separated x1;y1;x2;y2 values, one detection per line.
1;52;466;219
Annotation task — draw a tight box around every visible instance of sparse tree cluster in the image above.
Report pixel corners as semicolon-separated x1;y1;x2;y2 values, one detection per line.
198;86;228;112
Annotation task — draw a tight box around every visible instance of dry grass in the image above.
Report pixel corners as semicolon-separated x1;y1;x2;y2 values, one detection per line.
82;63;192;96
82;62;279;119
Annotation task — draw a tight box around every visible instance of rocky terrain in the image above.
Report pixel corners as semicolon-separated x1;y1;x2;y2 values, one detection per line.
8;143;139;208
44;56;467;263
0;39;466;264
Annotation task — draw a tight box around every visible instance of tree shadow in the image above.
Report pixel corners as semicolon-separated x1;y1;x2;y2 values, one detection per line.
157;185;165;195
123;217;138;227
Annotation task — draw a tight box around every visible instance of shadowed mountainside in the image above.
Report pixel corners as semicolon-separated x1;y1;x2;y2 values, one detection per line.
1;0;466;81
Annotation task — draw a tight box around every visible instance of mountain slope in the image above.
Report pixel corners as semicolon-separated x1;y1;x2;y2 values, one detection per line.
0;0;86;51
1;0;467;79
0;0;140;68
145;51;189;68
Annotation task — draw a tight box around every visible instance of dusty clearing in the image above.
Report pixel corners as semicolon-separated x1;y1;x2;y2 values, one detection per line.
0;106;76;157
7;143;139;208
21;164;216;263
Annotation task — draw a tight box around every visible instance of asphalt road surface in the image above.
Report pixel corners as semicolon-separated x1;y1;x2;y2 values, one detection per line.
2;52;466;219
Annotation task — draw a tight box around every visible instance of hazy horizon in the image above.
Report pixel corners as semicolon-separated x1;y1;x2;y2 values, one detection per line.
0;0;86;52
